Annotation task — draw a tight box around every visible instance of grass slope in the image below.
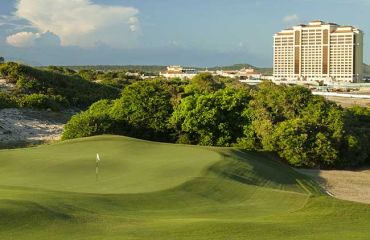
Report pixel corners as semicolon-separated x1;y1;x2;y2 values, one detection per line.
0;135;369;239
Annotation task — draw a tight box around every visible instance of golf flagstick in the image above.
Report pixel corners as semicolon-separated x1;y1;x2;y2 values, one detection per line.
96;153;101;181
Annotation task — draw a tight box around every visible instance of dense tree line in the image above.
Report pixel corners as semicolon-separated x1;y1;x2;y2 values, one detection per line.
62;73;370;168
2;62;368;169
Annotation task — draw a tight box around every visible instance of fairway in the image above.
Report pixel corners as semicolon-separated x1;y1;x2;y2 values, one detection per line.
0;135;370;239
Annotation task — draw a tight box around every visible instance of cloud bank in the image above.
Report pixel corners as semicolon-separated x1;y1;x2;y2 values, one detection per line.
7;0;140;48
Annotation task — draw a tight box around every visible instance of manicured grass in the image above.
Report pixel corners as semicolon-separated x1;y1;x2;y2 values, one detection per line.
0;135;369;239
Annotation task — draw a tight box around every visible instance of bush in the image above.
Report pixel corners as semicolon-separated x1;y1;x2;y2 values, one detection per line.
62;113;116;140
0;62;120;108
62;100;116;140
17;94;69;111
0;93;16;109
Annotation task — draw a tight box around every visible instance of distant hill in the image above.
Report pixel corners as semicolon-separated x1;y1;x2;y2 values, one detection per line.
207;64;273;75
65;65;168;73
62;64;273;75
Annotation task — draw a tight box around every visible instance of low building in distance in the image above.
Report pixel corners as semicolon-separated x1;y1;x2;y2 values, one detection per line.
216;68;262;80
160;66;198;80
273;20;364;83
161;66;263;80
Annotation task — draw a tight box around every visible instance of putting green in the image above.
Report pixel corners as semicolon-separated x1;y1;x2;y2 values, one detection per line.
0;135;369;240
0;136;221;194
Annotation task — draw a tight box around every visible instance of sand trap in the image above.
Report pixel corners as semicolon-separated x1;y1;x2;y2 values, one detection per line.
298;168;370;204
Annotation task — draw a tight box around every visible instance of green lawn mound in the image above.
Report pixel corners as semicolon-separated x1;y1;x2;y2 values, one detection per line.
0;135;319;195
0;135;369;240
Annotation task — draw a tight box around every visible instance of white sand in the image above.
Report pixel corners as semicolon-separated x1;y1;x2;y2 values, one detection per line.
0;108;67;143
0;78;15;93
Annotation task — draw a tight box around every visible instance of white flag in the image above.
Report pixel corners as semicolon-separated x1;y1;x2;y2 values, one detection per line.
96;153;101;162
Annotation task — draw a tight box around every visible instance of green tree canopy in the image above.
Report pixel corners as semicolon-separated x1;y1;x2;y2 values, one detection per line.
110;80;174;141
171;87;251;146
184;73;221;95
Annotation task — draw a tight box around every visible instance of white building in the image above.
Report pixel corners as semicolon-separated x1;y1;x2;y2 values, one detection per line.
160;66;264;81
273;20;364;83
216;68;262;80
160;66;198;80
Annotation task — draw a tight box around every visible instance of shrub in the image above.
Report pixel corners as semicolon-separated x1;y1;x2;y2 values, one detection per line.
0;62;120;108
62;112;116;140
17;94;69;111
0;93;16;109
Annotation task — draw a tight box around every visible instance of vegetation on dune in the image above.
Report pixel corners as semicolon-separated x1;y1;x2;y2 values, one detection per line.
0;62;120;110
0;92;17;109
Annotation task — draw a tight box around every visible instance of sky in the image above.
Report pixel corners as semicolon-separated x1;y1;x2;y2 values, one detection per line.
0;0;369;67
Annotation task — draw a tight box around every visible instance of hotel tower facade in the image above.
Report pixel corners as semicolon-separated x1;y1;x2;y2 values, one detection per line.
273;20;363;83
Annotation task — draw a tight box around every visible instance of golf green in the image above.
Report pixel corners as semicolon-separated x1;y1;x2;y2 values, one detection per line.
0;135;369;239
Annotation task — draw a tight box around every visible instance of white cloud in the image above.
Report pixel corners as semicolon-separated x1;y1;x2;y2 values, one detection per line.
11;0;141;48
6;31;61;48
283;14;300;24
6;32;40;47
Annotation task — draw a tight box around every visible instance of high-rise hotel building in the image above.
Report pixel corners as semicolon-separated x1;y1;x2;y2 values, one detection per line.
273;20;364;83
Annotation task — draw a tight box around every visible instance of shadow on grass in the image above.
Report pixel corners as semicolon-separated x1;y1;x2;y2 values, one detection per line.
0;140;45;150
211;149;325;195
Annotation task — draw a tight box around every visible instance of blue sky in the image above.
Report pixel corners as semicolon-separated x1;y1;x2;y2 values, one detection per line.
0;0;369;67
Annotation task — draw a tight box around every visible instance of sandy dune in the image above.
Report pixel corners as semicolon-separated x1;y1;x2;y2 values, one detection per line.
0;108;70;146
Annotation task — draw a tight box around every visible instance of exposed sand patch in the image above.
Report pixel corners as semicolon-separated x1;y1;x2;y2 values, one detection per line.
0;108;71;147
0;78;15;93
298;168;370;204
